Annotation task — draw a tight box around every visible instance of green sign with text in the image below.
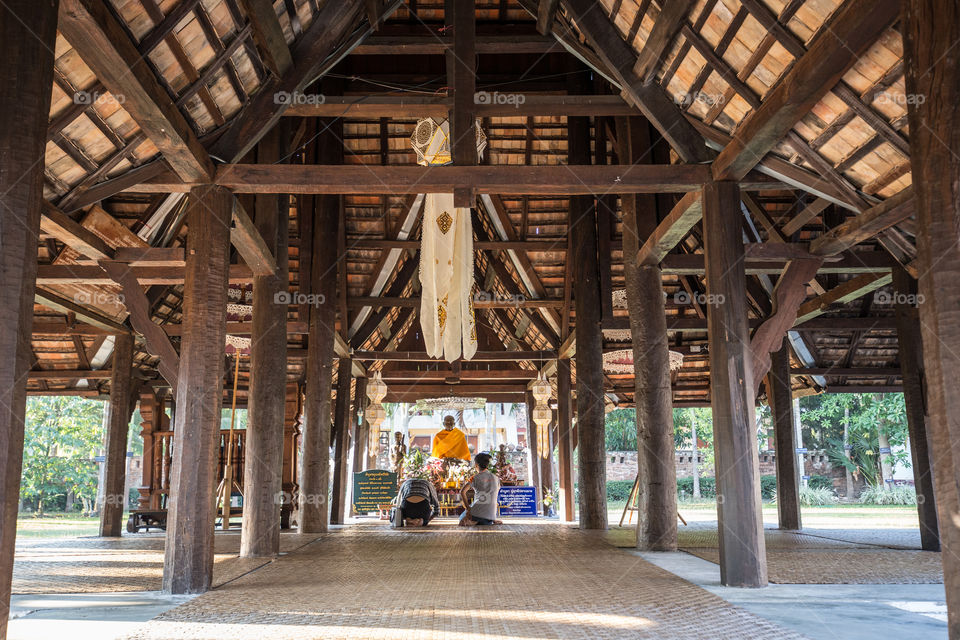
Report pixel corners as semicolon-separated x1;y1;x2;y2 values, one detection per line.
353;469;398;513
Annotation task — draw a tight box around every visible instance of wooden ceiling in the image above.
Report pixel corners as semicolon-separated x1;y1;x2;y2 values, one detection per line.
30;0;913;408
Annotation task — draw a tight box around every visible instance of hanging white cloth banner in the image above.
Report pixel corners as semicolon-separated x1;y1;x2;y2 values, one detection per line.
419;193;478;362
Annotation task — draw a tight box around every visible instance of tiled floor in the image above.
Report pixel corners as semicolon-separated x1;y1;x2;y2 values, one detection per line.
10;520;947;639
112;520;805;639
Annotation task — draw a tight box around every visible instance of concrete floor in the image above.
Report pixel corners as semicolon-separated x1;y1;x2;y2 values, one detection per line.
638;551;948;640
8;592;193;640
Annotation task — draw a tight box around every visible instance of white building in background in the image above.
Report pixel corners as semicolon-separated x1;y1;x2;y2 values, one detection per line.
386;402;524;455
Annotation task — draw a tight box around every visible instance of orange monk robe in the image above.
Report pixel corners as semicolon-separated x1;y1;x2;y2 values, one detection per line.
431;428;471;461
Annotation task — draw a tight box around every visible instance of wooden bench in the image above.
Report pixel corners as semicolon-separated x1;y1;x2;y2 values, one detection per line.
126;509;167;533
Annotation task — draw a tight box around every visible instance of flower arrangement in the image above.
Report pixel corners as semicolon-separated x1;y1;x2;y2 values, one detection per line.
402;449;430;481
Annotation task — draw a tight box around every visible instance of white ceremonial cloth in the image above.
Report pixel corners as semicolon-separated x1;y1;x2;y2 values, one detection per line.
419;193;477;362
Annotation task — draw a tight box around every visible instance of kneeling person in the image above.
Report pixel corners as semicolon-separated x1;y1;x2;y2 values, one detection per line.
459;453;503;526
393;477;440;527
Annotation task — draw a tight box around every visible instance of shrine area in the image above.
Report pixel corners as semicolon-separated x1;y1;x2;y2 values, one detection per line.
1;0;958;639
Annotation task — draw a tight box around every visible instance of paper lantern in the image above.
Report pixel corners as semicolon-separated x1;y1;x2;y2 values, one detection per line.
367;371;387;404
366;402;386;430
531;373;551;404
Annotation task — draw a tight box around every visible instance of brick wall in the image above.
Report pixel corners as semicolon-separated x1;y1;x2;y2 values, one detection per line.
606;449;841;481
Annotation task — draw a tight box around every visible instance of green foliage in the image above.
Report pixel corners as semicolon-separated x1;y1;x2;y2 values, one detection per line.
606;480;635;502
760;474;778;499
807;475;835;491
858;485;917;505
676;476;716;498
800;486;838;506
676;475;777;500
604;409;636;451
21;397;105;515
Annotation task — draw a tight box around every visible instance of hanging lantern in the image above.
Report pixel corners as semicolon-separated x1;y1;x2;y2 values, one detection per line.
532;404;552;430
669;350;684;385
366;403;386;430
532;373;551;404
367;371;387;405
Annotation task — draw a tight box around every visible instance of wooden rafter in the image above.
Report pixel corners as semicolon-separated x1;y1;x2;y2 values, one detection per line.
711;0;900;182
58;0;214;182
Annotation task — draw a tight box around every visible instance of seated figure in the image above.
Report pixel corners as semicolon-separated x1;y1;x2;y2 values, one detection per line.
459;453;503;526
431;415;471;461
392;477;440;528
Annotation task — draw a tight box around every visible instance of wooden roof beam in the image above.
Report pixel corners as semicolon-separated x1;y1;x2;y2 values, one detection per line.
58;0;214;182
809;187;915;256
100;261;180;389
137;163;714;194
212;0;402;163
632;0;696;83
237;0;293;76
712;0;900;181
231;199;278;276
552;0;711;163
40;201;115;262
635;191;702;265
794;273;893;325
34;288;130;334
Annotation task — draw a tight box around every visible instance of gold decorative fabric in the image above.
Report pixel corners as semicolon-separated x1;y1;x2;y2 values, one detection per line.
419;193;477;362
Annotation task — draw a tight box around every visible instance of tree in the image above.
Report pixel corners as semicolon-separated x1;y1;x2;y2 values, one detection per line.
21;397;104;515
604;408;636;451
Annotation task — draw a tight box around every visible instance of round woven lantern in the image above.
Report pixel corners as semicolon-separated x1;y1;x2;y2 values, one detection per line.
531;373;552;404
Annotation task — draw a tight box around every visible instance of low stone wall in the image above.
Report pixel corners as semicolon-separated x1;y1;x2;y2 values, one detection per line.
607;449;840;482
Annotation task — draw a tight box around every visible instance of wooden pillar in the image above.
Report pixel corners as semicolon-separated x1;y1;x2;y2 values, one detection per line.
904;5;960;630
616;116;678;550
892;266;939;550
350;376;368;515
137;390;159;509
525;391;541;509
768;344;801;531
298;119;341;534
0;1;58;634
280;385;301;529
330;360;352;525
567;115;606;530
241;129;289;558
161;185;232;594
100;334;135;537
703;181;768;588
556;359;575;522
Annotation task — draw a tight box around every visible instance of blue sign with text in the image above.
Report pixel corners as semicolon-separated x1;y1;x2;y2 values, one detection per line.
498;486;538;517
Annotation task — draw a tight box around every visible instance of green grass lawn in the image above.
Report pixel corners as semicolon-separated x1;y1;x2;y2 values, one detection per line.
16;513;102;538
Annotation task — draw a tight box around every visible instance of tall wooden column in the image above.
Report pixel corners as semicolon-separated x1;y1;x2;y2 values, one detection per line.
904;5;960;630
162;185;232;594
892;266;939;550
703;181;767;588
525;391;541;507
0;1;58;635
617;116;678;550
349;376;368;515
568;115;606;529
556;359;575;522
298;119;341;534
768;344;801;531
100;333;136;537
330;361;352;525
241;129;289;558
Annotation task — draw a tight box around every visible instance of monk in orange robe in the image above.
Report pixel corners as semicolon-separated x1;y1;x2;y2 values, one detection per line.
431;415;471;460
